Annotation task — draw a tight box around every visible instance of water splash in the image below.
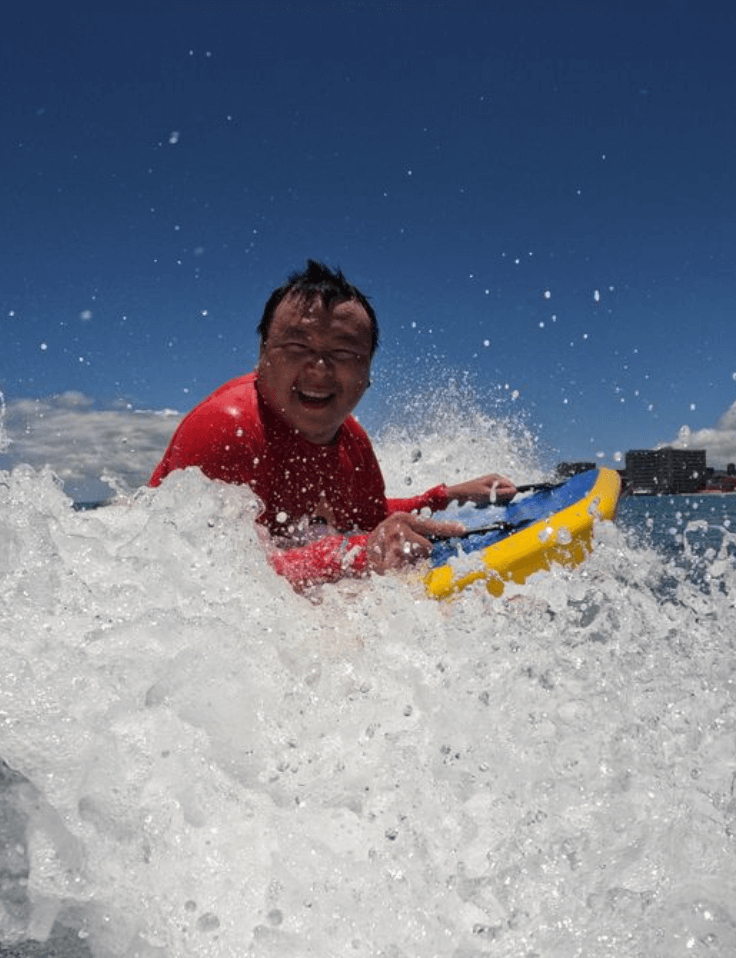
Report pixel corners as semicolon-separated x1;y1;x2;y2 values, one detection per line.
0;390;11;454
1;418;736;957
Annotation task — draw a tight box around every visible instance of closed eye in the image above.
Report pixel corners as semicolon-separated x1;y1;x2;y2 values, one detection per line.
330;349;363;362
279;343;312;358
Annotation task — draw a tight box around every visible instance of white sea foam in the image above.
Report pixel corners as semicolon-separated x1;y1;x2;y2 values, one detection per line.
1;408;736;958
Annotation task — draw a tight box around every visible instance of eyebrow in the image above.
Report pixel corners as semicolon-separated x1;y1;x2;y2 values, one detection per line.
275;325;312;342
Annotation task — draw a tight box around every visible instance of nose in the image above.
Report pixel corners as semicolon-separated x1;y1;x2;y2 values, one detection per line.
306;352;332;370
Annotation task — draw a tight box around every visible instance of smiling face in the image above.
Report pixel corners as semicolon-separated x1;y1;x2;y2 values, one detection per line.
256;293;372;444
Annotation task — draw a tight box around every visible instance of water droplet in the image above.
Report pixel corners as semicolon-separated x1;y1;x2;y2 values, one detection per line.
196;912;220;933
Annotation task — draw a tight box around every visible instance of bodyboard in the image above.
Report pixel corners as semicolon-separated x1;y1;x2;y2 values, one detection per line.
425;467;621;599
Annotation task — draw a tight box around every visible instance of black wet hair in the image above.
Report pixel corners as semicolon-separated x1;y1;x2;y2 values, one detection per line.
257;260;380;357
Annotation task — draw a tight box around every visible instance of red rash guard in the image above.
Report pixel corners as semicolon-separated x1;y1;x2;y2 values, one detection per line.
149;373;449;587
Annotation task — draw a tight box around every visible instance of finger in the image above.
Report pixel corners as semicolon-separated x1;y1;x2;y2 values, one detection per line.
403;515;466;539
380;535;425;571
400;532;434;558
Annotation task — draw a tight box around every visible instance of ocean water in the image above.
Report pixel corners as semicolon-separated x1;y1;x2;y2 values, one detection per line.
2;412;736;958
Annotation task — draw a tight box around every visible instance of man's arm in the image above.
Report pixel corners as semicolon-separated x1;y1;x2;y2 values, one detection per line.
445;473;517;505
387;484;450;515
267;533;370;589
268;512;466;589
386;474;517;516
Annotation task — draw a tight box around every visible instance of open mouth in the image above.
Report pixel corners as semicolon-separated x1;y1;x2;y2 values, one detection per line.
296;389;334;408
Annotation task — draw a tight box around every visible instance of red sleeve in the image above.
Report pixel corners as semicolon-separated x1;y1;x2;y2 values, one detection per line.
387;483;449;516
268;533;369;589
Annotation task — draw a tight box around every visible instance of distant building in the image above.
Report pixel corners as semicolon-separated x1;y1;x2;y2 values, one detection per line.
704;467;736;493
625;448;706;495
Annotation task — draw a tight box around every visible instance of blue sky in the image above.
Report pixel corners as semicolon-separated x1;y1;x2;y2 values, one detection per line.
2;0;736;498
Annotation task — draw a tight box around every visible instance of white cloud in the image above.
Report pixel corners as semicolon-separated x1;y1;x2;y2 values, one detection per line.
660;399;736;468
0;392;182;501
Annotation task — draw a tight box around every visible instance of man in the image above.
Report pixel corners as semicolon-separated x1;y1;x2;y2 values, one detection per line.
150;261;517;588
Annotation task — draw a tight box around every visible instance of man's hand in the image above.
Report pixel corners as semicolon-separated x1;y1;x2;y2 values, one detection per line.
445;473;517;506
365;512;465;575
